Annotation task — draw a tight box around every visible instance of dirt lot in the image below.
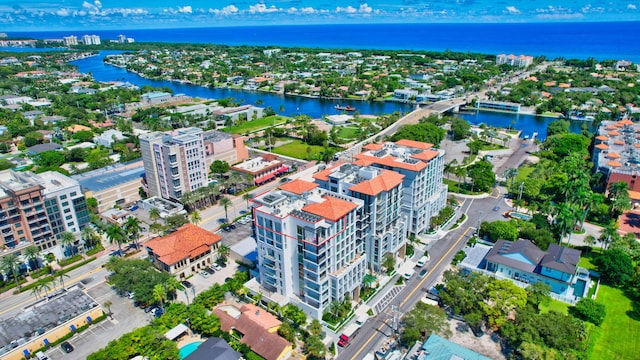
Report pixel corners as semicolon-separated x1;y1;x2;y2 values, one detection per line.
446;320;506;359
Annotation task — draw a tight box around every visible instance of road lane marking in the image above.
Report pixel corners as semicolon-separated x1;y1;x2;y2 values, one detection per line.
348;226;472;360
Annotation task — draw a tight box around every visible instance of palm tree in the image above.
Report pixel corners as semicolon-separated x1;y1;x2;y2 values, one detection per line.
219;196;232;223
189;211;202;225
584;234;597;247
165;277;180;301
512;198;526;213
60;231;77;258
599;223;619;249
228;171;243;194
30;286;41;301
242;193;253;210
39;279;52;299
82;226;99;250
153;283;167;312
56;270;70;289
217;244;231;263
105;224;126;256
104;300;113;318
149;208;161;224
1;253;21;286
23;245;41;273
123;216;142;249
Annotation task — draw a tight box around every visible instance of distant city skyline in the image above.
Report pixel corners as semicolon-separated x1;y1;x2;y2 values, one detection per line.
1;0;638;31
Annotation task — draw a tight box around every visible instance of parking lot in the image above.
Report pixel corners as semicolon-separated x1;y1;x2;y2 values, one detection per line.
36;282;151;360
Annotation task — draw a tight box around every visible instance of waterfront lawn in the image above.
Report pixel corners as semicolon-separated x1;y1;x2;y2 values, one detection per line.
443;178;484;195
271;139;337;160
591;285;640;360
225;115;288;134
515;165;534;183
337;126;360;140
539;298;570;315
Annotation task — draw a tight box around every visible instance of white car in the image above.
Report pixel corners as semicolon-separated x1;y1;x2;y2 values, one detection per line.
200;271;209;278
403;270;415;280
213;263;223;272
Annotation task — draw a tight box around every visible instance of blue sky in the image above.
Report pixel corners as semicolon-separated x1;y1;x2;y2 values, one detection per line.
1;0;639;31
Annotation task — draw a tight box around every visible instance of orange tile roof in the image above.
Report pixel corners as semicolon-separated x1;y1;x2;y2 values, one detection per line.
614;122;624;128
595;135;609;141
595;143;609;150
607;152;621;159
605;125;616;130
635;144;640;148
619;119;634;125
411;149;440;162
279;179;318;195
302;195;358;222
146;224;222;265
614;140;625;145
348;170;404;196
607;160;622;167
628;191;640;200
352;158;374;166
312;162;344;181
362;143;384;151
239;304;282;330
395;139;433;150
608;131;620;136
354;153;427;172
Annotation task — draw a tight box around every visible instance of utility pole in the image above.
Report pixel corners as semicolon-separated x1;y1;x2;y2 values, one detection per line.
518;182;524;200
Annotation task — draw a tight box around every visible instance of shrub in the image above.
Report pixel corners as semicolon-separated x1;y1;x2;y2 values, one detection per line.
571;298;606;325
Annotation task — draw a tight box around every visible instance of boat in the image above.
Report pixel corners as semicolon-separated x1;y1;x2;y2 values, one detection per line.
335;105;356;112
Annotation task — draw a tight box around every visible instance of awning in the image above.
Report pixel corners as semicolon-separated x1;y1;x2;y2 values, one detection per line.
70;324;76;332
164;323;189;340
276;166;289;173
255;173;276;184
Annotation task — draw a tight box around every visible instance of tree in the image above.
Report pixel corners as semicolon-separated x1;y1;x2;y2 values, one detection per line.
56;270;70;289
400;302;450;345
153;283;167;312
123;216;142;249
571;298;606;325
189;211;202;225
482;279;527;329
596;248;634;286
219;196;232;222
480;220;519;242
526;282;551;310
305;335;327;359
466;159;496;192
242;192;253;210
0;253;21;285
23;245;41;272
104;300;113;318
105;224;126;256
149;208;161;224
85;197;99;213
309;319;323;336
210;160;229;177
608;181;631;218
60;231;77;258
450;117;471;140
382;253;395;274
217;244;230;263
82;226;99;249
546;120;570;137
391;122;446;145
35;150;65;168
277;321;296;343
282;304;307;327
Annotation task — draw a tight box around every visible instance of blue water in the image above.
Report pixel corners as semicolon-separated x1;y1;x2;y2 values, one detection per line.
10;22;640;62
573;279;587;298
179;341;203;359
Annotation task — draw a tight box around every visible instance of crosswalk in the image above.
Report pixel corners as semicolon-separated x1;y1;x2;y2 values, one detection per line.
373;285;404;314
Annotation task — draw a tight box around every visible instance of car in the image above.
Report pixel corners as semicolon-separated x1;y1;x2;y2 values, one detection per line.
181;280;193;288
218;218;228;224
213;263;223;271
153;308;164;317
126;291;135;299
204;267;215;275
144;305;155;313
239;210;248;215
60;342;74;353
200;271;209;278
493;206;500;211
419;269;428;278
223;226;232;232
403;270;415;280
279;177;290;183
229;223;236;230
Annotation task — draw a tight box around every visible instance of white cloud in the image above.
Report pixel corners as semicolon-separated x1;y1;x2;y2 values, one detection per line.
336;6;357;13
177;6;192;14
299;7;316;14
359;4;373;14
505;6;520;14
55;8;70;17
336;4;374;14
628;4;637;9
248;3;279;13
208;5;238;15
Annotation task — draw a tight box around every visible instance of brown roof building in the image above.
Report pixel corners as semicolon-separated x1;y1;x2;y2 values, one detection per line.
214;303;292;360
146;224;222;279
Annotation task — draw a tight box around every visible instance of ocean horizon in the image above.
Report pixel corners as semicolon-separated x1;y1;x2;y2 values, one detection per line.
10;21;640;62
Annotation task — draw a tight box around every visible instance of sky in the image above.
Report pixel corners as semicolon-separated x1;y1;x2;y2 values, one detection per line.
1;0;639;31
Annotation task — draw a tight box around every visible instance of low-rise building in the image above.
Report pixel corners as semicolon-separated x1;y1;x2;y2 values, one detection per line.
141;91;172;105
73;160;145;212
93;129;126;148
214;302;291;360
202;130;249;168
231;154;288;185
146;224;222;279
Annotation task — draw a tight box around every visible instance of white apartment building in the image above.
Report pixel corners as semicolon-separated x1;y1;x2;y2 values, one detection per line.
313;163;407;272
496;54;533;67
63;35;78;46
140;127;207;200
253;179;366;319
81;34;101;45
38;171;90;239
353;139;447;235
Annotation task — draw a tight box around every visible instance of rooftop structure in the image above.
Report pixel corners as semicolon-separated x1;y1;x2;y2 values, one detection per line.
231;154;287;185
592;119;640;196
184;337;241;360
417;334;491;360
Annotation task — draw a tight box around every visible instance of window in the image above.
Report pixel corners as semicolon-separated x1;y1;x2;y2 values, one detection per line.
65;215;72;220
70;192;77;197
60;195;67;200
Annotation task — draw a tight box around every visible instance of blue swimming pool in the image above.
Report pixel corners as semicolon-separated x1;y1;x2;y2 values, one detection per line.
179;341;203;359
510;212;532;221
573;279;587;297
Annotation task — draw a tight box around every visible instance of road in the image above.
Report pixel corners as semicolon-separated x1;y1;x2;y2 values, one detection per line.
337;194;504;360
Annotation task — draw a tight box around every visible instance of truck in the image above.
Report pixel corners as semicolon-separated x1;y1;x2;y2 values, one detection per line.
338;323;361;347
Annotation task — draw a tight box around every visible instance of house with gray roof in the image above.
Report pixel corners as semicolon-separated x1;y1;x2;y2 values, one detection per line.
184;337;241;360
484;240;588;301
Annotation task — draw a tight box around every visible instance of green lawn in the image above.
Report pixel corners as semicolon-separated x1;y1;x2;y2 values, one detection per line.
224;115;288;134
591;285;640;360
337;126;360;139
271;139;338;160
578;256;597;271
539;298;570;315
515;165;534;183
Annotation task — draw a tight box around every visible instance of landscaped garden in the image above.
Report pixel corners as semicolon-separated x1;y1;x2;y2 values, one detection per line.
590;285;640;360
270;139;340;161
225;115;288;134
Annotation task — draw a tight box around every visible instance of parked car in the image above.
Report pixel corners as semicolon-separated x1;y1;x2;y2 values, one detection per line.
213;263;223;271
204;267;215;275
223;226;232;232
229;223;237;230
60;342;74;353
419;269;428;278
200;271;209;278
153;308;164;317
181;280;192;288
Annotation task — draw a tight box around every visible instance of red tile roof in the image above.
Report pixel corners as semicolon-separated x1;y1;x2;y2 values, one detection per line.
394;139;433;150
279;179;318;195
146;224;222;265
354;153;427;172
348;170;404;196
362;143;384;151
595;143;609;150
312;162;344;181
595;135;609;141
607;160;622;167
411;149;440;162
607;152;621;159
215;303;290;360
302;195;358;221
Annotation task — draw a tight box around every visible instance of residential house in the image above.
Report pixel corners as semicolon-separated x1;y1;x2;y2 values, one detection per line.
93;129;126;148
184;337;241;360
146;224;222;279
417;334;491;360
214;303;292;360
230;154;287;185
